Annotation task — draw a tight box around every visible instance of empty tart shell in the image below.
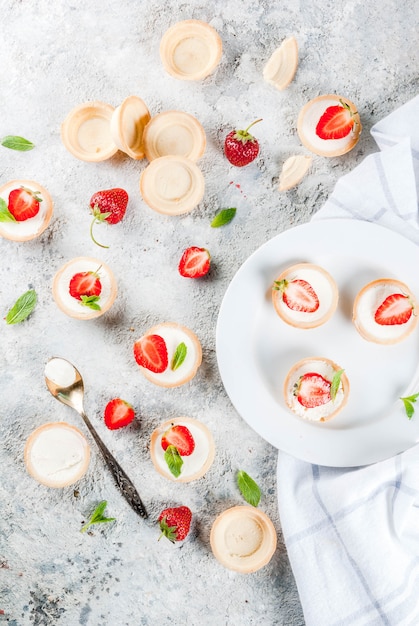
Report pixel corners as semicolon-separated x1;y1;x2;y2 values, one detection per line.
160;19;222;80
24;422;90;488
61;101;118;162
353;278;418;345
110;95;151;160
143;110;206;162
0;180;53;241
297;95;361;157
210;506;277;573
52;256;117;320
150;416;215;482
272;263;338;329
283;357;350;423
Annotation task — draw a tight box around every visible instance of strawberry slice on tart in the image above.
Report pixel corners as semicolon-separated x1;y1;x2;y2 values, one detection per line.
8;186;42;221
0;180;53;242
133;334;169;374
315;100;358;140
161;424;195;456
69;269;102;310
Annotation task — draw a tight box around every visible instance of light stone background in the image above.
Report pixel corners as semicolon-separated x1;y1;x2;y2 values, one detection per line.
0;0;418;624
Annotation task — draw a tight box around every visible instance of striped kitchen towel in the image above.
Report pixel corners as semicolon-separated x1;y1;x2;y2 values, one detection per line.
277;95;419;626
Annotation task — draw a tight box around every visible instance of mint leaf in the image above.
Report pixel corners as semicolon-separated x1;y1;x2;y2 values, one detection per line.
400;392;419;419
164;445;183;478
237;470;261;507
1;135;35;151
5;289;37;324
171;342;187;370
80;500;115;533
0;198;16;223
80;295;101;310
211;208;236;228
330;369;344;401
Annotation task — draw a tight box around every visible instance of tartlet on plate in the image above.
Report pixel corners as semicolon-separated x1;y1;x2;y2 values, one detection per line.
143;110;206;162
0;180;53;242
61;101;118;162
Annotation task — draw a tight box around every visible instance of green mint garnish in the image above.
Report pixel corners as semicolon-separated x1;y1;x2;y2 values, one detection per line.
1;135;35;151
210;208;236;228
400;393;419;419
80;500;115;533
0;198;16;223
171;342;187;370
5;289;37;324
237;470;261;507
330;369;344;401
164;445;183;478
80;295;101;310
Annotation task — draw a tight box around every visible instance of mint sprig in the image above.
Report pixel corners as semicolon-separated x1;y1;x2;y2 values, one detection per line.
400;393;419;419
0;198;16;223
1;135;35;151
330;369;344;401
80;295;101;310
171;342;187;370
211;208;236;228
164;445;183;478
237;470;261;507
5;289;37;324
80;500;115;533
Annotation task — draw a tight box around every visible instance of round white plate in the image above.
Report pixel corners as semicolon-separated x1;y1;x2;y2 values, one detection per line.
216;219;419;467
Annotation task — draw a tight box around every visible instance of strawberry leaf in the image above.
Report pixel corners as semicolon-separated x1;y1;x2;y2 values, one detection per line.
237;470;261;507
400;392;419;419
80;500;115;533
80;295;101;310
330;369;344;401
0;198;16;223
1;135;35;151
211;208;236;228
5;289;37;324
171;342;187;370
164;445;183;478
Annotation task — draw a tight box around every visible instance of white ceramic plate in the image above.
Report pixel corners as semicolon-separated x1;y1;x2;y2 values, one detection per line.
216;219;419;467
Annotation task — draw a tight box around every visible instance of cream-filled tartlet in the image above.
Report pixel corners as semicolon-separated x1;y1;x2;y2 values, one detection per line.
150;416;215;482
24;422;90;488
284;357;349;422
52;257;117;320
353;278;418;345
0;180;53;242
140;155;205;215
210;506;277;573
110;95;151;160
133;322;202;387
61;101;118;162
143;111;206;162
160;20;222;81
272;263;338;329
297;95;361;157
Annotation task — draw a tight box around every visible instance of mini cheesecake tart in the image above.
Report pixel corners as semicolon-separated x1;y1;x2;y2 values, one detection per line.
24;422;90;488
110;95;151;160
52;256;117;320
134;322;202;387
160;19;222;80
284;357;349;422
210;506;277;573
140;155;205;215
353;278;418;345
297;95;361;157
272;263;338;329
61;101;118;162
0;180;53;241
150;416;215;482
143;111;206;162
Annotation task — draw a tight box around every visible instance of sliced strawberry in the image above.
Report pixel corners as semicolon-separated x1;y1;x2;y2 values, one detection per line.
178;246;211;278
8;186;42;221
133;334;168;373
104;398;135;430
68;270;102;310
315;101;357;140
161;424;195;456
374;293;414;326
295;372;331;408
275;278;319;312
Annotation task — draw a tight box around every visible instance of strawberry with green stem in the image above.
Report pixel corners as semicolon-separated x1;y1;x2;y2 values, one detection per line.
6;187;42;221
89;188;128;248
69;267;102;310
273;278;319;313
158;505;192;543
316;100;358;140
224;119;262;167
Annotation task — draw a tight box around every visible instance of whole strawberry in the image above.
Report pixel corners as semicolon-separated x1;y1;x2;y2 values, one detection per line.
158;505;192;543
224;119;262;167
89;188;129;249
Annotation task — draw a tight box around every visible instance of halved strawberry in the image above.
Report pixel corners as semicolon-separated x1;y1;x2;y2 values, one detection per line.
295;372;331;408
8;186;42;221
161;424;195;456
374;293;414;326
104;398;135;430
178;247;210;278
69;270;102;310
315;101;357;140
274;278;319;312
133;334;168;373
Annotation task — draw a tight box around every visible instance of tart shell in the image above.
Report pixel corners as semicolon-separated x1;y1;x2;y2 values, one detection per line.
110;95;151;160
143;110;206;162
61;101;118;162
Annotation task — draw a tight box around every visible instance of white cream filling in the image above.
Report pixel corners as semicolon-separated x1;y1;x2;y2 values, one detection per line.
28;425;87;486
142;325;199;385
152;420;210;479
275;267;335;323
54;259;113;316
44;358;77;388
286;359;345;421
0;182;49;237
301;98;358;153
355;282;416;341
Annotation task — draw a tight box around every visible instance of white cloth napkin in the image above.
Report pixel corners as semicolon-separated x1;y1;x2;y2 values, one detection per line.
277;95;419;626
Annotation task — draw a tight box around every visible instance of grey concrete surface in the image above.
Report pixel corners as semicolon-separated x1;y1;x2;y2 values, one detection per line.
0;0;417;624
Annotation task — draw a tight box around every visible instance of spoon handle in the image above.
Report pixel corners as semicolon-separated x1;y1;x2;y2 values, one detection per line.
81;411;148;519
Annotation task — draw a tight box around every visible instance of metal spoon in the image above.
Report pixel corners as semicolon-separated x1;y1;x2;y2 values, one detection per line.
44;356;148;519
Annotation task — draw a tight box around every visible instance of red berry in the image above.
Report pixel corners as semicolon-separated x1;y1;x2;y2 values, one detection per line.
374;293;414;326
158;506;192;543
296;372;331;408
8;187;42;221
104;398;135;430
133;334;168;374
178;247;210;278
69;270;102;310
161;424;195;456
224;119;262;167
315;101;357;140
275;278;319;313
89;188;129;248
